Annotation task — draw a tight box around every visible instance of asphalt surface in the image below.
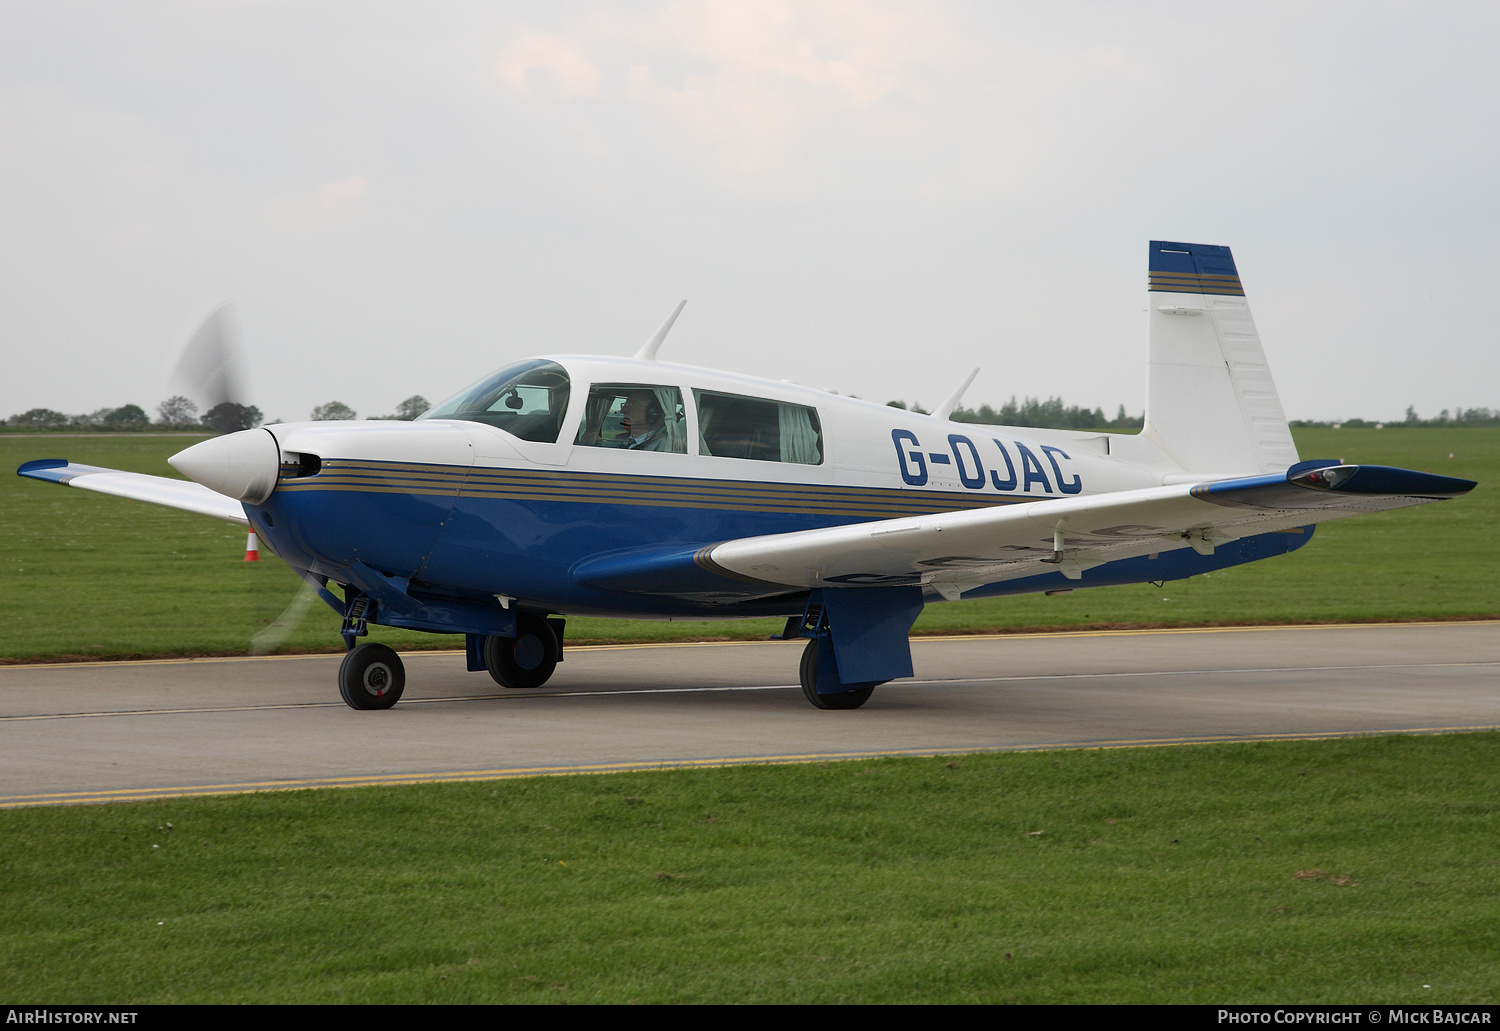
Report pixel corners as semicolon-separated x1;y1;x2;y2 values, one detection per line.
2;621;1497;807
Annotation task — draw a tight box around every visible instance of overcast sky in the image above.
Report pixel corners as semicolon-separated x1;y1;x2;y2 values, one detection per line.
3;1;1496;424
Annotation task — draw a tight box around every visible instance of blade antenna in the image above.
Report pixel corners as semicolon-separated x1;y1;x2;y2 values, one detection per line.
931;367;980;421
634;300;687;361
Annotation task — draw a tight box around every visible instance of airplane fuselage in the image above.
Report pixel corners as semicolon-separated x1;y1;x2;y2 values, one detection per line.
250;355;1307;629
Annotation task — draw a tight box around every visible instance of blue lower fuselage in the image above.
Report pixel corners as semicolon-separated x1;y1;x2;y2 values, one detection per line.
248;460;1313;632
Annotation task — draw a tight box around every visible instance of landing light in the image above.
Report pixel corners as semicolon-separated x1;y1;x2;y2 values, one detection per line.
1290;465;1356;491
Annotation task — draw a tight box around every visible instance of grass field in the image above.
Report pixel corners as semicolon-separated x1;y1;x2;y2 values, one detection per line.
2;733;1496;1004
4;433;1495;1004
1;428;1494;661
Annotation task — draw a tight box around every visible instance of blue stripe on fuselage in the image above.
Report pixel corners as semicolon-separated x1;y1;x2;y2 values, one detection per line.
252;472;1319;624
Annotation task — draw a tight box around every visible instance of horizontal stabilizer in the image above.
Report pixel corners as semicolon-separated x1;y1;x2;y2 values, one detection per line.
17;459;249;525
1196;462;1476;511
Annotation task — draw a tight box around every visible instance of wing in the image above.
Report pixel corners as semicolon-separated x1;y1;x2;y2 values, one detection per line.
571;463;1474;601
17;459;249;525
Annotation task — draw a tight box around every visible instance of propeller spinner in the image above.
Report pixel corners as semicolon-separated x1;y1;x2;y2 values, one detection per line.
167;305;279;503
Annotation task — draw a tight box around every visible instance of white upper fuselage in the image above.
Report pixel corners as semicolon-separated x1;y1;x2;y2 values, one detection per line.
267;354;1185;501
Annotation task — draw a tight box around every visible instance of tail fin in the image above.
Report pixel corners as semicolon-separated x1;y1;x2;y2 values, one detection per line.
1141;241;1298;475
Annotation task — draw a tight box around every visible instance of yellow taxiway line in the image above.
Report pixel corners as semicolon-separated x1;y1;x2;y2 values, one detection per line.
3;723;1497;809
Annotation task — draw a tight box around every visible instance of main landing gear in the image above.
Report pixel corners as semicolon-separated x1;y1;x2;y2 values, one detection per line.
785;588;925;710
798;638;875;710
483;613;560;689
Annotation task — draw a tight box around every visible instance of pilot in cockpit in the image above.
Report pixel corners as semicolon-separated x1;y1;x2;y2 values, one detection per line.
576;384;686;452
619;390;669;451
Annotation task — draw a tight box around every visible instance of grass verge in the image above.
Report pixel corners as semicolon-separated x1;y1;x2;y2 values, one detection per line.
1;732;1496;1003
2;428;1493;661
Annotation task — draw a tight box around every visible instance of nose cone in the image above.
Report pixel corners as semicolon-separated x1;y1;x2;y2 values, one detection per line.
169;428;280;504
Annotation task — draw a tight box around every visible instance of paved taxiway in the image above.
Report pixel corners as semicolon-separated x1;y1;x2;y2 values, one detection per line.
2;621;1497;807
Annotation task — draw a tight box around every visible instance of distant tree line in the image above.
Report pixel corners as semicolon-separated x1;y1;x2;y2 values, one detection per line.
887;396;1145;430
1290;405;1500;429
5;398;263;433
4;394;431;432
308;396;429;422
11;392;1494;434
886;398;1500;431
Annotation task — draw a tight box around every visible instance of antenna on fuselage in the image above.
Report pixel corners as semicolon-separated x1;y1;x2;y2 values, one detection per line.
634;300;687;360
931;367;980;421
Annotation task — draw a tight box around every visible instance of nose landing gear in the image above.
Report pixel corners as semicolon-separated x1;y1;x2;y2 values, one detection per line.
334;600;564;709
338;643;406;710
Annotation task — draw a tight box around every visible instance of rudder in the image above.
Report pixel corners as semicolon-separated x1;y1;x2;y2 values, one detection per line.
1142;241;1298;475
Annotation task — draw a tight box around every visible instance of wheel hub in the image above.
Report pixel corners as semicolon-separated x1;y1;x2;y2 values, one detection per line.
513;635;544;670
363;663;391;696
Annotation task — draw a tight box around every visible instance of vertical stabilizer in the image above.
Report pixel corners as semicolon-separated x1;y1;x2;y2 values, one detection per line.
1141;241;1298;475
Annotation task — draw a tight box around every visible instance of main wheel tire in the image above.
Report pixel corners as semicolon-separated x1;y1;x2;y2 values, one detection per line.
799;638;874;710
338;643;406;710
484;614;559;689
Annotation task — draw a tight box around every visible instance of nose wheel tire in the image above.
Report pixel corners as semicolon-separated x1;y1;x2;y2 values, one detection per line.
338;643;406;710
484;615;560;689
799;639;875;710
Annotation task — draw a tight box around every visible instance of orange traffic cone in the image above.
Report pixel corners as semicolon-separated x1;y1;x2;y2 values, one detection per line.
244;531;260;562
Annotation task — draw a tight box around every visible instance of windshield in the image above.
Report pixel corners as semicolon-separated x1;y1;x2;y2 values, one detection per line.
420;360;571;442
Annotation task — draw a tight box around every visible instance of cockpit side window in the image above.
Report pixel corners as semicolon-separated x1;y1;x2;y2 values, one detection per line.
575;384;687;453
693;390;823;465
420;360;571;443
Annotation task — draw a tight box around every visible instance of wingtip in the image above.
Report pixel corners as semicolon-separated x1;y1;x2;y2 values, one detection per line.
18;458;69;477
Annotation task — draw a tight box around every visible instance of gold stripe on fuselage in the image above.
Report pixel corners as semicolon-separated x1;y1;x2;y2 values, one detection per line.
275;460;1040;519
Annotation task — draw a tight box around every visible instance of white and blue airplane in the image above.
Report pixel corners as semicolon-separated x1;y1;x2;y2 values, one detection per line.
19;241;1475;711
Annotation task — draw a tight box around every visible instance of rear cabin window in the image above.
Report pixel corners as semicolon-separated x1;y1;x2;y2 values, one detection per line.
575;384;687;453
694;389;823;465
420;360;571;443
